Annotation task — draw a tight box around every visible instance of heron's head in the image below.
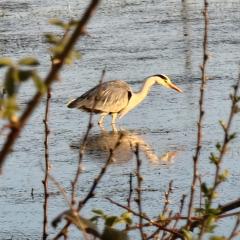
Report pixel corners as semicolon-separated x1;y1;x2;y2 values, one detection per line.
151;74;183;93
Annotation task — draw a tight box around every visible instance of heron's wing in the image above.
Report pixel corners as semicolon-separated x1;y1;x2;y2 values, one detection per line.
68;80;132;113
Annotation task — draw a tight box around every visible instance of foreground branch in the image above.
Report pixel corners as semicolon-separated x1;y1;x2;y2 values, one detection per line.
186;0;209;227
42;88;51;240
0;0;102;172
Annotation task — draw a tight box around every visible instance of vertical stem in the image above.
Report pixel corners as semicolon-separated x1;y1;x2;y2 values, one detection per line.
127;172;133;208
43;88;51;239
126;172;133;230
71;69;106;206
186;0;209;228
228;215;240;240
135;144;145;240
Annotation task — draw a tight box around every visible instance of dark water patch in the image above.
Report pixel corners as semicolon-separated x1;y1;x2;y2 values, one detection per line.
0;1;30;13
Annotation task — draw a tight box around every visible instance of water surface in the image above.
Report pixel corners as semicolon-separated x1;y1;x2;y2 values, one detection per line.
0;0;240;239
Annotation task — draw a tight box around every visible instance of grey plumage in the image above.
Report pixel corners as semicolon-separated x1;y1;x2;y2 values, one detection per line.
67;80;132;113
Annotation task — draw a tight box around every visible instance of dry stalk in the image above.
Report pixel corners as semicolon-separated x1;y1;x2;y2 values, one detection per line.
198;70;240;239
167;194;187;240
42;88;51;239
186;0;209;228
127;172;134;208
71;68;106;206
125;172;134;230
0;0;102;172
135;144;145;239
228;215;240;240
149;180;173;240
210;75;240;205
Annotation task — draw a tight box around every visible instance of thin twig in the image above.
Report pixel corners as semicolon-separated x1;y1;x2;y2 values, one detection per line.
126;172;134;230
162;181;173;217
42;88;51;240
135;144;145;239
167;194;187;240
71;68;106;206
220;198;240;214
0;0;102;172
151;180;173;240
186;0;209;228
77;144;114;211
198;69;240;239
228;215;240;240
127;172;133;208
211;76;240;205
173;194;187;229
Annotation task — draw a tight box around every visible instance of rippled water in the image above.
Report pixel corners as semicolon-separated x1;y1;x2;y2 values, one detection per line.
0;0;240;239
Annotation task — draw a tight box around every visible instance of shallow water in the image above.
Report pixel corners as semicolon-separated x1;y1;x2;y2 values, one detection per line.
0;0;240;239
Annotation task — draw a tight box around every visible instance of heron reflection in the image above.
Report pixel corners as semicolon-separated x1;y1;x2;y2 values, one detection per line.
70;129;177;164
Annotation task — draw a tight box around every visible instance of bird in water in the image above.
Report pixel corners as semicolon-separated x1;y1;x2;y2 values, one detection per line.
67;74;182;126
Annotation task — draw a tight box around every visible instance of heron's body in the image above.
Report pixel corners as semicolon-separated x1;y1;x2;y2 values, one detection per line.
67;75;182;125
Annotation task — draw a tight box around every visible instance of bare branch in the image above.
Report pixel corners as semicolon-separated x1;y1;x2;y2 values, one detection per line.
0;0;102;172
186;0;209;228
42;88;51;239
134;144;145;239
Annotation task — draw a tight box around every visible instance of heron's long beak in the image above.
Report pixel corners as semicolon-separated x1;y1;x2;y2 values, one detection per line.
168;82;183;93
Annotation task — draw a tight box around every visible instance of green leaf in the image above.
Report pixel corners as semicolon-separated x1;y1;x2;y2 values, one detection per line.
32;73;46;94
18;57;39;66
201;183;209;196
49;18;66;28
181;229;192;240
92;209;105;216
219;120;226;131
68;19;78;28
0;96;19;120
65;210;100;238
4;67;19;96
210;236;227;240
45;33;61;44
0;57;13;68
218;169;229;182
209;153;219;165
105;216;120;227
215;142;222;152
18;70;33;82
228;133;237;141
121;212;132;225
102;227;129;240
50;44;65;55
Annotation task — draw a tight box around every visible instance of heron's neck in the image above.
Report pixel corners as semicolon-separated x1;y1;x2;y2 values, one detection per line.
119;77;156;118
134;77;156;103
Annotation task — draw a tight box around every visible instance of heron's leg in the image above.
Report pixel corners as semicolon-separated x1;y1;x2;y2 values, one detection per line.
98;113;108;125
111;113;118;125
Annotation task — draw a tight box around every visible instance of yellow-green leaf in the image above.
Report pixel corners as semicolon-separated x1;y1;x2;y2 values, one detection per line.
32;73;46;94
0;57;13;68
65;210;100;238
49;18;66;28
18;57;39;66
182;229;192;240
18;70;33;82
4;67;19;96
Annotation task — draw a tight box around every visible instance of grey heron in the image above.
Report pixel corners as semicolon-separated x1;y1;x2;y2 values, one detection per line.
67;74;182;125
